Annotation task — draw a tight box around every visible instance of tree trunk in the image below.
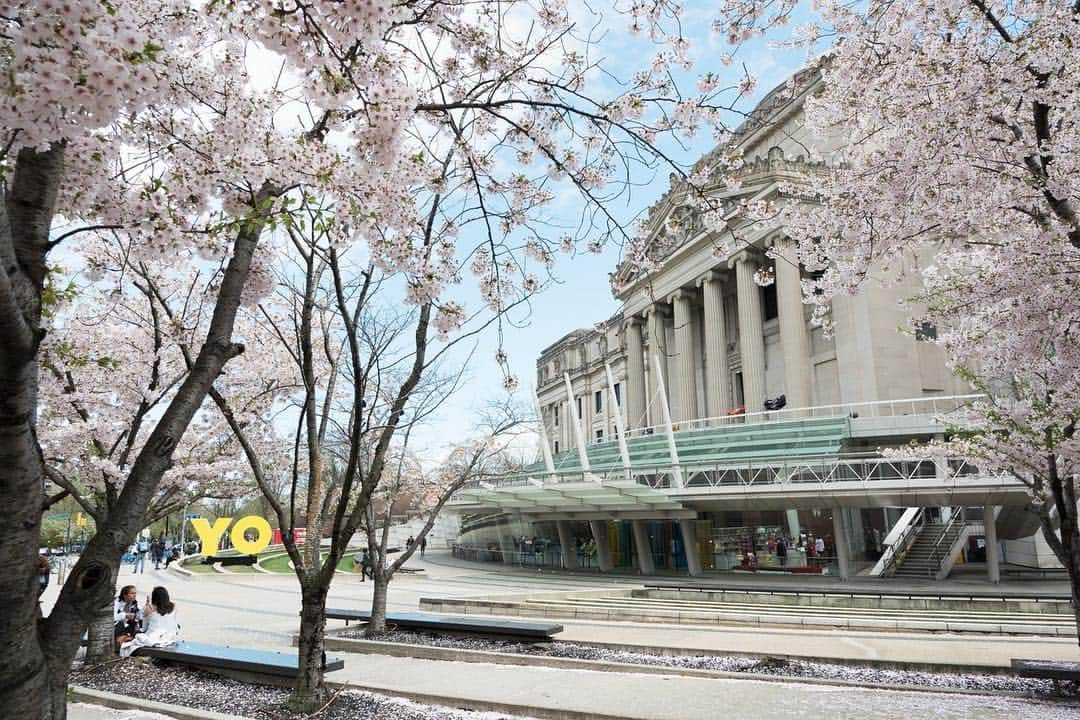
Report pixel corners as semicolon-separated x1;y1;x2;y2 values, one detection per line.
83;600;116;665
365;570;389;637
0;145;65;720
0;150;274;719
1062;508;1080;649
0;358;53;719
83;564;119;665
291;581;329;713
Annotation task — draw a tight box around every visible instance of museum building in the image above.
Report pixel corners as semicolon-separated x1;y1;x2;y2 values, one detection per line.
448;67;1055;581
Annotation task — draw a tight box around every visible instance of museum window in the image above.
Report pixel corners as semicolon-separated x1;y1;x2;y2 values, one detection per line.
554;440;560;453
613;382;621;406
553;404;559;426
576;396;582;419
806;267;826;295
762;282;778;321
595;390;603;413
595;429;604;443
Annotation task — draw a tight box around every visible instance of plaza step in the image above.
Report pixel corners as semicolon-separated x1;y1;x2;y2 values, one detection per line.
420;589;1076;637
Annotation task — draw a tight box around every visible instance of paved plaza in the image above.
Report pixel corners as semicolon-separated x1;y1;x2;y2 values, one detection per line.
49;552;1080;720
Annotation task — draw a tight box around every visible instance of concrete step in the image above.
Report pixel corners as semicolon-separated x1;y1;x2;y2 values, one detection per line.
420;594;1077;636
522;596;1074;626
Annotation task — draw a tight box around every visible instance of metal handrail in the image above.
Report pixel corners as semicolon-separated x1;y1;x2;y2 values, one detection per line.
926;508;967;576
453;454;1000;497
879;508;925;577
623;393;986;439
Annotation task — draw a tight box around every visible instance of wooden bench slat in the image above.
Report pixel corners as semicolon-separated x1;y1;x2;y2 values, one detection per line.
134;641;344;677
1011;659;1080;681
325;609;562;638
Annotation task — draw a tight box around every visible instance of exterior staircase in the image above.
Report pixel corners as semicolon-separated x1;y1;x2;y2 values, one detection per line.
892;522;966;579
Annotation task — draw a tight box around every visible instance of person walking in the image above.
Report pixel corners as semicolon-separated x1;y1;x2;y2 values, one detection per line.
358;548;371;582
151;539;163;570
133;537;149;574
36;554;51;617
419;535;427;558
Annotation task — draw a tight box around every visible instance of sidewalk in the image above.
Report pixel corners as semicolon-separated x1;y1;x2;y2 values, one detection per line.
326;652;1076;720
554;618;1080;667
60;551;1080;720
69;703;175;720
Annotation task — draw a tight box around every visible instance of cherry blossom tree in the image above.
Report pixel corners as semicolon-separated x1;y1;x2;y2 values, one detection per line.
4;1;760;715
0;5;287;715
38;246;254;663
704;1;1080;633
2;2;417;714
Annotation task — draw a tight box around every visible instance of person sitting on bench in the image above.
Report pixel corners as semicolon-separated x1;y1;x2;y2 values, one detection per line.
114;585;143;647
120;586;179;658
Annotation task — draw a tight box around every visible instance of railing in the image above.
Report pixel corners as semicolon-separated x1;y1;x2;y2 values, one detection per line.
877;508;925;578
622;393;985;439
926;508;968;578
451;452;1007;501
450;543;600;569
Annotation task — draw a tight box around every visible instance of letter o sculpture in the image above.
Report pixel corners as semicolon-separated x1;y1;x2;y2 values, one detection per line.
229;515;273;555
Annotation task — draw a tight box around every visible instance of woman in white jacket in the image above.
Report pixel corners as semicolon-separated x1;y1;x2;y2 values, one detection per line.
120;586;179;658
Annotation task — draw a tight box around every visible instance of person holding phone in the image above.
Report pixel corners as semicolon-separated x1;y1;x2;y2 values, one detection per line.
113;585;143;647
119;586;179;658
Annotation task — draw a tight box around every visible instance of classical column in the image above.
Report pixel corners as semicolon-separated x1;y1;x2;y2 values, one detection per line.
679;520;702;577
631;520;655;575
730;250;766;413
624;315;647;430
699;271;731;417
588;520;613;572
645;304;669;426
832;509;850;581
785;509;800;540
774;237;813;412
985;505;1000;584
556;520;579;570
670;289;697;423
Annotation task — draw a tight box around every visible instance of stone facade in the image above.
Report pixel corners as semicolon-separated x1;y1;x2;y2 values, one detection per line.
537;67;967;452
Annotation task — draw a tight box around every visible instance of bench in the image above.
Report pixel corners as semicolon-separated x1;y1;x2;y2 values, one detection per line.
325;609;562;641
1011;659;1080;694
134;641;344;678
202;554;257;566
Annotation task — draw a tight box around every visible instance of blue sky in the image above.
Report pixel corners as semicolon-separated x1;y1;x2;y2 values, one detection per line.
413;4;818;461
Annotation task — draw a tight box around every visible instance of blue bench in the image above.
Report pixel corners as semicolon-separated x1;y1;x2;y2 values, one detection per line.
134;641;344;678
1012;659;1080;694
325;609;562;640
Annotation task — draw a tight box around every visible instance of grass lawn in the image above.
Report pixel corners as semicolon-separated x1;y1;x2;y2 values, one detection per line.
180;560;216;573
259;553;292;573
220;564;260;573
258;549;363;573
337;554;362;573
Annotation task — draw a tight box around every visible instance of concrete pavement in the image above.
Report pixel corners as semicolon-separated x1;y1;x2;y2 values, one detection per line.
325;654;1077;720
44;550;1080;720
